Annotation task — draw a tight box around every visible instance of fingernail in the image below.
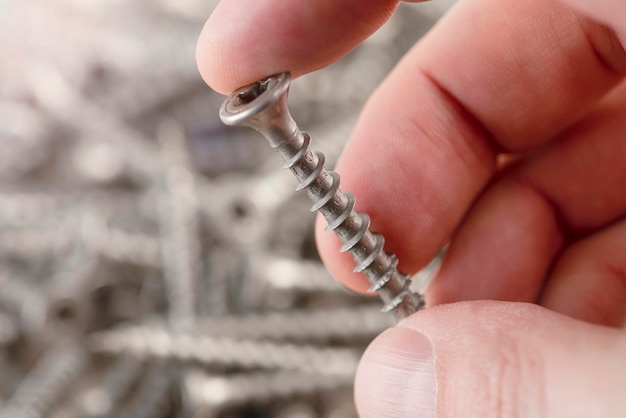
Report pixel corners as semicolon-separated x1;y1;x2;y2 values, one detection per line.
355;327;436;418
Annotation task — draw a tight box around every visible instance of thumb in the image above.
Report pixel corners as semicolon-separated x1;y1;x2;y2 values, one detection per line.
355;301;626;418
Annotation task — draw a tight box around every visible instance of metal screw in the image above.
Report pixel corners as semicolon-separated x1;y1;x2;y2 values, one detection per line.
194;304;393;342
114;304;392;343
157;121;202;322
89;327;360;375
219;73;424;320
0;342;89;418
251;254;349;294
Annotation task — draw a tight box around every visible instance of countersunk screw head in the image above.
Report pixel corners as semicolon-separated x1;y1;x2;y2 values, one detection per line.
219;73;299;149
220;73;288;125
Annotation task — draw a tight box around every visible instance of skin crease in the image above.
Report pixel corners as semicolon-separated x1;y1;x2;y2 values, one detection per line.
198;0;626;416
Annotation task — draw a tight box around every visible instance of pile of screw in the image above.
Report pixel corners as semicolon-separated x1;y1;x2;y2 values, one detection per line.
0;1;453;417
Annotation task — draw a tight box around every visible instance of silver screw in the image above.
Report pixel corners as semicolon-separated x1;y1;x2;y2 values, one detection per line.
189;304;393;342
219;73;424;320
110;304;391;343
157;121;202;322
251;254;347;294
0;342;89;418
89;327;360;375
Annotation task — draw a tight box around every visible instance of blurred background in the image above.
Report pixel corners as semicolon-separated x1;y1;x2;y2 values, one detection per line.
0;1;455;417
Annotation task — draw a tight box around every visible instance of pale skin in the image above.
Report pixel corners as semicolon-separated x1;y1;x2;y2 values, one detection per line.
197;0;626;416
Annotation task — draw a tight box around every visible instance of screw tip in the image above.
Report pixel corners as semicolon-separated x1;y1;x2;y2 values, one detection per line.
219;73;291;127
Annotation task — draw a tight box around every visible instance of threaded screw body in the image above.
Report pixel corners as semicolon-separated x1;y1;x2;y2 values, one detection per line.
220;73;424;320
0;343;89;418
89;326;360;375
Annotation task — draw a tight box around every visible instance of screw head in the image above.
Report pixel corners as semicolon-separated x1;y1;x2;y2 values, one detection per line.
219;73;291;127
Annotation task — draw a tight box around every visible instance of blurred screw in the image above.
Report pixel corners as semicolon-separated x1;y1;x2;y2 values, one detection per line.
188;304;393;342
158;121;202;322
0;270;47;335
24;64;161;184
0;342;89;418
250;254;344;294
220;73;424;320
0;217;161;269
89;327;360;375
0;190;153;228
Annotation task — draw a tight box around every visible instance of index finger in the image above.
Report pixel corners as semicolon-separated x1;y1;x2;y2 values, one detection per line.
197;0;404;94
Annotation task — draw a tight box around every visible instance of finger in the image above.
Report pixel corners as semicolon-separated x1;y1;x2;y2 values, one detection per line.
560;0;626;36
197;0;402;94
316;0;626;293
355;301;626;418
425;177;564;304
540;217;626;328
428;83;626;305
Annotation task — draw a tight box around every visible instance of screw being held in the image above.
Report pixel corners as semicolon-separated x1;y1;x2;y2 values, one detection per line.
219;73;424;320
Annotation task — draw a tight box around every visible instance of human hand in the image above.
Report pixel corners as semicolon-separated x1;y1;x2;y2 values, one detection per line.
197;0;626;416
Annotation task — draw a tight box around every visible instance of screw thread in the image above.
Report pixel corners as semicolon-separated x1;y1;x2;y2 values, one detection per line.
272;129;423;320
220;73;425;320
89;327;360;375
114;305;392;343
255;255;344;293
0;343;89;418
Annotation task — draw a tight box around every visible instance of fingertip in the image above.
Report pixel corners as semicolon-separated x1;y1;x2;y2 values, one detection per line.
196;28;229;94
196;0;399;94
196;2;271;95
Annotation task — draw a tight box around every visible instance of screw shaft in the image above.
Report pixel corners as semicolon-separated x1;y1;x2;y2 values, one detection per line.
89;327;360;375
220;73;424;320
